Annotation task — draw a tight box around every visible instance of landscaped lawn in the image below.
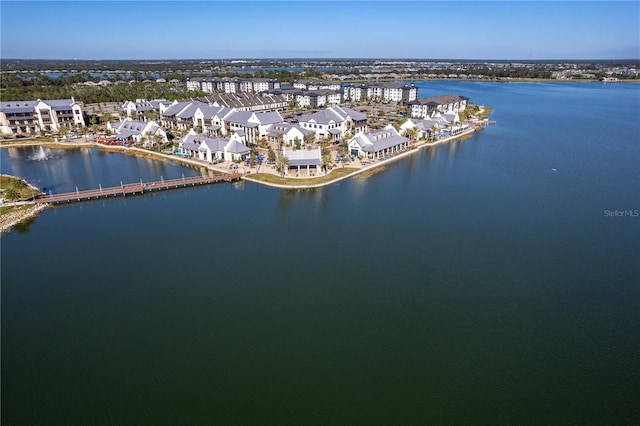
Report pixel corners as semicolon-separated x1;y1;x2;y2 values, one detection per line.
1;174;41;201
246;167;360;186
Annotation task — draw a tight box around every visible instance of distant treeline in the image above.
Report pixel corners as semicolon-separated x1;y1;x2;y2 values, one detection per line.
0;73;206;104
0;68;320;103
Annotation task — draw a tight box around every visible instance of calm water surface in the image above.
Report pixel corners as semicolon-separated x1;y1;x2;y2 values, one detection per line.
2;82;639;424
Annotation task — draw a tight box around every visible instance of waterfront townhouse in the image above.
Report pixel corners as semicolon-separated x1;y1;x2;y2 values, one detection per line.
0;98;85;136
399;118;443;140
179;130;250;163
342;83;417;104
106;119;168;146
347;125;410;160
297;106;367;142
407;94;468;119
264;122;313;147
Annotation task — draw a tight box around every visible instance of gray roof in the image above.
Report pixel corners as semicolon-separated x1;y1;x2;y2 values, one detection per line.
181;134;223;152
352;128;408;153
412;94;467;106
284;149;321;167
413;119;440;131
332;105;367;121
45;99;76;110
226;139;250;155
267;122;312;136
0;100;39;113
299;108;344;125
226;110;283;126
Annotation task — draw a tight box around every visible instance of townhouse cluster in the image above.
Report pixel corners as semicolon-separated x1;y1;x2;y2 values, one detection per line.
0;98;85;136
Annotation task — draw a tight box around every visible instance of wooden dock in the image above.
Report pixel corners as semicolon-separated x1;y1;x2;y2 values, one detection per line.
34;173;242;204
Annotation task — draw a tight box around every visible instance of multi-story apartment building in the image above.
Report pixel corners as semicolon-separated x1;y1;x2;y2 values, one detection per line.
294;89;342;108
292;79;341;91
186;77;281;94
342;83;417;104
407;94;469;119
0;98;85;136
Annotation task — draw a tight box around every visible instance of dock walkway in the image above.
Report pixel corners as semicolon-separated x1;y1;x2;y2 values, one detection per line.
34;173;242;204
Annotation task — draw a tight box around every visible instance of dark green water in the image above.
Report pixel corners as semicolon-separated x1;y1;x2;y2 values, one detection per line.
2;82;639;424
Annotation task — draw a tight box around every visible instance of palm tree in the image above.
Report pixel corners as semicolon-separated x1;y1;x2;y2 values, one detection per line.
321;152;333;175
153;133;163;149
57;125;69;141
276;132;284;152
275;154;289;178
430;125;438;141
303;132;315;147
404;127;417;142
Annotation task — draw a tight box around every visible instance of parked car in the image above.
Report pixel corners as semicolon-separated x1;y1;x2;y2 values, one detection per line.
229;163;239;170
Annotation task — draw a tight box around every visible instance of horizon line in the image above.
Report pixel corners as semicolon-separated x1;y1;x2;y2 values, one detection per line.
3;57;640;62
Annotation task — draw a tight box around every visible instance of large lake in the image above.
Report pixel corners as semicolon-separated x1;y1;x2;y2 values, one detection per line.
2;82;639;424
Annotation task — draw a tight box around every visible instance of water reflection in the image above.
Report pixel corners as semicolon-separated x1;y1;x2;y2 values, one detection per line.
0;147;208;193
278;187;331;215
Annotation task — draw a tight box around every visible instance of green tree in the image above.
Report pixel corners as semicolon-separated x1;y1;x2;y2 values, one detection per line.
303;132;315;146
267;146;276;163
57;125;69;140
403;127;417;141
249;149;257;168
3;187;19;202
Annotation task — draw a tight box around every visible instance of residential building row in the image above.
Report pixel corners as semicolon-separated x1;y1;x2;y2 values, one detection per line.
198;93;289;112
160;99;369;146
342;82;418;104
186;77;281;94
0;98;85;135
185;77;418;106
292;79;342;91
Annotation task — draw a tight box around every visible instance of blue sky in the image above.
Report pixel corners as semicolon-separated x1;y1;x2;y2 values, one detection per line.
1;1;638;60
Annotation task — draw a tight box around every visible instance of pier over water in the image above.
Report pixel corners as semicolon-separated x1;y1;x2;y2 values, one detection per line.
34;173;242;204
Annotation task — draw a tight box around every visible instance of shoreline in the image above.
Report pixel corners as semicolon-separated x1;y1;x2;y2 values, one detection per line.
0;125;482;230
242;126;479;189
0;203;48;235
0;125;482;190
